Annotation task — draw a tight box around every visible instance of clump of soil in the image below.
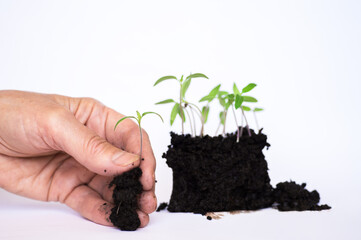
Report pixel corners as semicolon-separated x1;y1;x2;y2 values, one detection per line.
109;167;143;231
163;128;274;214
273;181;331;211
156;202;168;212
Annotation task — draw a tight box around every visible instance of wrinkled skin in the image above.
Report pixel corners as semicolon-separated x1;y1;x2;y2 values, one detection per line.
0;90;157;227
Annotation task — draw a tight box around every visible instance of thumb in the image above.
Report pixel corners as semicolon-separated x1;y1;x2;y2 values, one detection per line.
49;111;140;176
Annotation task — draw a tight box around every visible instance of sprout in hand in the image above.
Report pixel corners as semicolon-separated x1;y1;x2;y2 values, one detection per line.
114;111;163;160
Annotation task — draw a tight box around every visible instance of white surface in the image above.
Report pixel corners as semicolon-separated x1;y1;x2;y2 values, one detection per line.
1;0;361;239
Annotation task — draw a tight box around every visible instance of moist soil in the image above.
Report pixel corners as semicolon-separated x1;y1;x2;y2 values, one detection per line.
109;167;142;231
162;128;331;215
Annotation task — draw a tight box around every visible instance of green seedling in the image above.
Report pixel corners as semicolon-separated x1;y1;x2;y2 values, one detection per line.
114;111;163;160
233;82;257;141
198;84;221;136
253;107;264;133
154;73;208;135
214;90;233;136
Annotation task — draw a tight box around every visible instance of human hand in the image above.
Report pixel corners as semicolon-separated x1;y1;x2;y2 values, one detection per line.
0;90;157;227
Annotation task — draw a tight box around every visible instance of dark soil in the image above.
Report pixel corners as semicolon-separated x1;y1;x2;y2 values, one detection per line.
273;181;331;211
156;202;168;212
109;167;143;231
163;128;274;214
162;128;331;215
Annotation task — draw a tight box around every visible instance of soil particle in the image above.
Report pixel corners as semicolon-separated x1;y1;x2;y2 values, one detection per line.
273;181;331;211
156;202;168;212
104;169;107;173
207;216;212;220
109;167;143;231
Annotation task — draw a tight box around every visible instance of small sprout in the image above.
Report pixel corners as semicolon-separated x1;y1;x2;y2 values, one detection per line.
233;82;258;141
114;111;163;160
198;84;220;136
253;107;264;133
154;73;208;135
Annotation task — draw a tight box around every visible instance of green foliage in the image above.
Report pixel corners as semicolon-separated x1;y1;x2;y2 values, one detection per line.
242;83;257;93
170;103;185;126
242;106;251;111
114;110;163;130
254;107;264;112
202;106;210;124
199;84;221;102
155;99;176;105
154;75;178;86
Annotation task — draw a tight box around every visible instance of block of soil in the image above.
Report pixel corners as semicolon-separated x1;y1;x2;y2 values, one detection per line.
109;167;143;231
163;128;274;214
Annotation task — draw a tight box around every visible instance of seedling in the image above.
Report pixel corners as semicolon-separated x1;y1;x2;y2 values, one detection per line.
214;90;233;136
114;111;163;160
198;84;221;136
154;73;208;135
233;82;257;141
253;107;264;133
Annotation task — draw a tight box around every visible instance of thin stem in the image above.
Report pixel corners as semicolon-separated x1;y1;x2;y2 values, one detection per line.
188;103;203;136
190;106;196;135
231;105;240;142
222;110;227;137
184;107;194;136
179;83;184;134
215;122;221;136
253;111;260;133
241;109;251;136
139;122;143;160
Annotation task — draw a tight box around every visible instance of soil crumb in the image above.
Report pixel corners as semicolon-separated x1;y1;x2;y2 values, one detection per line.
156;202;169;212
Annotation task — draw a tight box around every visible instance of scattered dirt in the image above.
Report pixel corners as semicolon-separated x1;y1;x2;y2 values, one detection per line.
109;167;143;231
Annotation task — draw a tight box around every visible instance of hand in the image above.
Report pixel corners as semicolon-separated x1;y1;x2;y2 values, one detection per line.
0;90;157;227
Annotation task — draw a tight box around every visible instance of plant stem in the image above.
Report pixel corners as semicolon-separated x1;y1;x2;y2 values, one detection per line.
215;122;221;136
189;106;196;135
139;122;143;160
222;110;227;137
184;107;194;136
231;105;240;142
241;108;251;136
253;111;260;133
179;83;184;134
188;103;203;136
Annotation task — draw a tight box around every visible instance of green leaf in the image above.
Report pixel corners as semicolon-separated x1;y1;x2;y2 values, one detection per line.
242;106;251;111
233;83;241;95
219;111;225;125
114;116;137;130
227;93;235;101
186;73;209;80
202;106;210;124
235;94;244;109
218;91;229;97
142;112;164;122
199;95;214;102
154;75;178;86
242;83;257;93
170;103;179;126
155;99;176;105
179;75;184;83
136;111;142;120
242;96;258;102
181;79;191;98
254;107;264;112
225;101;232;110
218;96;226;107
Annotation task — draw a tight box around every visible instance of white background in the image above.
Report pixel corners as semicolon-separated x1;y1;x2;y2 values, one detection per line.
1;0;360;239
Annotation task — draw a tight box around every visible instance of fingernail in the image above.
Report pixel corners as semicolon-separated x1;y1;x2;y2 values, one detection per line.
112;152;139;166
